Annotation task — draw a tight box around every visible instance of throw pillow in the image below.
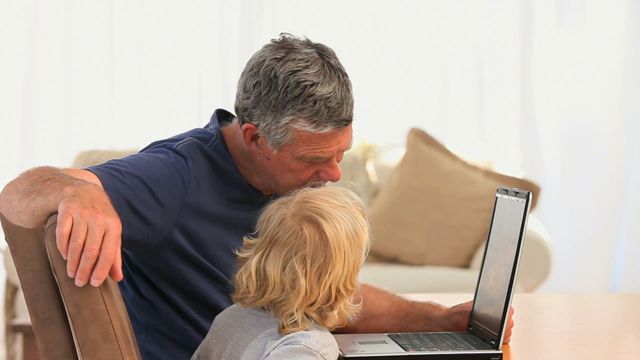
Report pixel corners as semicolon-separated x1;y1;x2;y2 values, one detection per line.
367;128;540;267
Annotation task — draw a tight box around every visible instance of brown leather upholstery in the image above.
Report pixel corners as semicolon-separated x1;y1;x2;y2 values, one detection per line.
1;214;141;360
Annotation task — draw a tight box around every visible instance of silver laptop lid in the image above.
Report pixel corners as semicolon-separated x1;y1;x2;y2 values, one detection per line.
468;187;531;349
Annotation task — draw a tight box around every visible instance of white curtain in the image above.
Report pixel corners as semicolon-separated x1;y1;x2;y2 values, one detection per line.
1;0;638;303
525;0;640;292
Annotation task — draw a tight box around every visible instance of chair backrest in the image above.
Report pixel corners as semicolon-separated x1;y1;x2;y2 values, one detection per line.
1;214;142;360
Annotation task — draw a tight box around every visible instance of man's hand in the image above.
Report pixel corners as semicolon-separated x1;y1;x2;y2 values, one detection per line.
0;166;123;288
503;307;515;344
57;180;123;287
442;301;514;344
440;301;473;330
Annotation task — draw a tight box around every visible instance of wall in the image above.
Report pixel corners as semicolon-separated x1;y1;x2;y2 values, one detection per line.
1;1;638;305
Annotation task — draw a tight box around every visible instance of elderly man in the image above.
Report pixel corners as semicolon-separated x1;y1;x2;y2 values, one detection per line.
0;34;512;359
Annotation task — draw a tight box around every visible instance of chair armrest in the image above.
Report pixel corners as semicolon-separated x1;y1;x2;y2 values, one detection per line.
469;214;552;292
1;213;142;359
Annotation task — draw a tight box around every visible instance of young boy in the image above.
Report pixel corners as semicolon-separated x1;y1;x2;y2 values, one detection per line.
192;186;370;360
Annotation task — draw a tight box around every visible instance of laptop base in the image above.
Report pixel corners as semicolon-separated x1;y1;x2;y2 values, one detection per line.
338;353;501;360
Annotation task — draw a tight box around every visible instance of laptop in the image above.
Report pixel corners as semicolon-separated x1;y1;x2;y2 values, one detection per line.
335;187;531;360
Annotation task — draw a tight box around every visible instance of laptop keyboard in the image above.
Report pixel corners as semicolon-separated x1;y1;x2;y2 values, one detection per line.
388;332;492;352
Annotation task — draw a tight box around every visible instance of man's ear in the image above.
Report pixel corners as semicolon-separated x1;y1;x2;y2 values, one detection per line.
239;123;262;150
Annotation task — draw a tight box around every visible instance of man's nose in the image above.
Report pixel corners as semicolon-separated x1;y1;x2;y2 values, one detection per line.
318;160;342;183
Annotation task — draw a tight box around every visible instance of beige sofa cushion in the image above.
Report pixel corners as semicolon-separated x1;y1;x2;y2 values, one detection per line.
368;128;540;267
332;143;377;207
73;149;138;167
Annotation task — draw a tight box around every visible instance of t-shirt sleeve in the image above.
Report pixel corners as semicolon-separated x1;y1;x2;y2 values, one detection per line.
87;147;191;250
265;331;339;360
264;344;337;360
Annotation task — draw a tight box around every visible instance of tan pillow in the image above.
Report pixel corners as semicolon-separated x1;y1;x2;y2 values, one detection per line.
368;128;540;267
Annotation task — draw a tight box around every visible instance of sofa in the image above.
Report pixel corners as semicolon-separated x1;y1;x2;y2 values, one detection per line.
2;127;551;359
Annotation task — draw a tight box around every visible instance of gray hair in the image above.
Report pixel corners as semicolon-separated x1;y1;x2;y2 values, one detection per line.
234;33;354;149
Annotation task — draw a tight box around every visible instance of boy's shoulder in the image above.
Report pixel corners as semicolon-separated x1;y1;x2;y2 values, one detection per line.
269;324;338;360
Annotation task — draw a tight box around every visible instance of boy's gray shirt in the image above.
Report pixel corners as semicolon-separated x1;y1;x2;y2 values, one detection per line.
192;304;339;360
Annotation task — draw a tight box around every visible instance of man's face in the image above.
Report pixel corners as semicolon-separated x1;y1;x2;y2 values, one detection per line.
256;125;353;195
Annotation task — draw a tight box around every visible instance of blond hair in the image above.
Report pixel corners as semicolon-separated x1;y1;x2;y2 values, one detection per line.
232;186;369;334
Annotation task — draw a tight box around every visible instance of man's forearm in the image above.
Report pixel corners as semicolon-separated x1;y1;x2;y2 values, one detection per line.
0;166;83;227
337;284;471;333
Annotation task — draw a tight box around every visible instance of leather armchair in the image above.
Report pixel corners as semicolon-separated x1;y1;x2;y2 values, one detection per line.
1;213;140;360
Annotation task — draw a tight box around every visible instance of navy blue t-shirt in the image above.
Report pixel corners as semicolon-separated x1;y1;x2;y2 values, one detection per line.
88;109;275;359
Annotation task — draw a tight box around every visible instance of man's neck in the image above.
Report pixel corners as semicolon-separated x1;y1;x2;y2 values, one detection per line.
220;121;270;195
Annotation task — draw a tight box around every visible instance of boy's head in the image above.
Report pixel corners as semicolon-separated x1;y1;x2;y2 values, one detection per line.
232;186;370;334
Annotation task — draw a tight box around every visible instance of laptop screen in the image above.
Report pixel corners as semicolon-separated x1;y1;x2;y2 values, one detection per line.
469;189;529;347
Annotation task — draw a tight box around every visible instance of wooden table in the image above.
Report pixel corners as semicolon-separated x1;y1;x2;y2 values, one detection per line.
404;293;640;360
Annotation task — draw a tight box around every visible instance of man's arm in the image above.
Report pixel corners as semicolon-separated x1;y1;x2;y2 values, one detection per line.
0;166;123;287
338;284;514;344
